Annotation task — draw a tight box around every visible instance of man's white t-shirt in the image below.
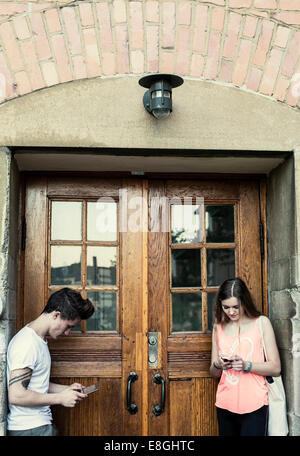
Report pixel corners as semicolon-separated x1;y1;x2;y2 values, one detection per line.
6;326;52;430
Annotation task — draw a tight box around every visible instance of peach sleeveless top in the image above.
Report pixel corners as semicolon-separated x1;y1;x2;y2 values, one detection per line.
215;317;268;414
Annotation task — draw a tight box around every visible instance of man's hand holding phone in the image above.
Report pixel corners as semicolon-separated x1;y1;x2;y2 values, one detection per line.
59;382;99;408
59;386;87;408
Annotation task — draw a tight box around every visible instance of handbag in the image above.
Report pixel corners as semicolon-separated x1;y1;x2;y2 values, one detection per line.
258;316;289;436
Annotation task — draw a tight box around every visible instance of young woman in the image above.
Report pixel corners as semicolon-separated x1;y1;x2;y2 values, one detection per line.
210;277;281;436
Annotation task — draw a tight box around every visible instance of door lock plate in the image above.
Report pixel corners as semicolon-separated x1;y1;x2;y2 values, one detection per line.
148;332;158;367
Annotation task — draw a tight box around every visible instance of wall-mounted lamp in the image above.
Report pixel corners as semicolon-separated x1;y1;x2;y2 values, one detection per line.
138;74;184;119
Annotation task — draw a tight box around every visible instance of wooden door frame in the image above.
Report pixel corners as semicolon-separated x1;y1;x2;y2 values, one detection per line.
259;178;268;316
17;172;268;436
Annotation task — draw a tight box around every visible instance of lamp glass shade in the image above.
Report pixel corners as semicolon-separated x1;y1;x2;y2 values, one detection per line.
151;90;171;99
152;108;171;119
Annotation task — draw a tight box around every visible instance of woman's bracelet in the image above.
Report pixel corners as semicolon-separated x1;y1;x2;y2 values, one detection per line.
213;361;222;370
244;361;252;373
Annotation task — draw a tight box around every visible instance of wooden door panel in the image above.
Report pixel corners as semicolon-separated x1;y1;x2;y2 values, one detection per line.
47;176;121;197
169;379;192;436
239;180;262;310
24;175;47;322
119;179;147;436
169;378;218;436
148;182;169;436
48;334;122;377
192;378;219;435
51;377;122;436
166;179;240;199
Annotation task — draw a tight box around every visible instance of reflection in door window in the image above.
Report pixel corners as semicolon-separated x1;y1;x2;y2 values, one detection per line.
172;293;202;331
87;247;117;286
207;249;235;286
86;291;117;331
171;204;203;244
171;249;201;287
50;246;82;286
206;205;234;243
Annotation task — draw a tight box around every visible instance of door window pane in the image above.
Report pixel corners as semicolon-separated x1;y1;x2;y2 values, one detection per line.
206;205;234;243
171;204;203;244
51;201;82;240
70;321;82;332
207;292;217;332
207;249;235;286
51;246;81;285
86;291;117;331
87;201;117;242
87;247;117;286
171;249;201;287
172;293;202;331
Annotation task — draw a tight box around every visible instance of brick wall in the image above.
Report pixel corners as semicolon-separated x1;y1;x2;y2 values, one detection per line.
0;1;299;107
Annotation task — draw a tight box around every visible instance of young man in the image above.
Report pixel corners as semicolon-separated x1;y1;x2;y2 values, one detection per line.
6;288;95;436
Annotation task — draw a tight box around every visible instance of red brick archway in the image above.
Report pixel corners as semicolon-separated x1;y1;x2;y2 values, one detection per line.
0;1;299;109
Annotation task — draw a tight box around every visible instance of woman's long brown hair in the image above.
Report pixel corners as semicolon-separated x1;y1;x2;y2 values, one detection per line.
214;277;261;324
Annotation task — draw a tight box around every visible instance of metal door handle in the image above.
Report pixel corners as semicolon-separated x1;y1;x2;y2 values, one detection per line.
127;371;138;414
152;373;165;416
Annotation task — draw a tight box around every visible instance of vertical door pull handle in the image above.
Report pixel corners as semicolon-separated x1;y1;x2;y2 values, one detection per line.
127;371;138;414
152;373;165;416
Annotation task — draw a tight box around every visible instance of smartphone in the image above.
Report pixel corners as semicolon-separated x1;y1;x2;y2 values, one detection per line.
83;383;99;395
221;356;231;362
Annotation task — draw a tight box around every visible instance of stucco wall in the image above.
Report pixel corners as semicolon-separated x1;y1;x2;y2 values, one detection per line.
0;77;299;150
0;147;19;436
0;148;9;436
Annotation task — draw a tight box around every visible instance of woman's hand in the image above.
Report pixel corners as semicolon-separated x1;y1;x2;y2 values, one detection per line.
230;355;247;371
217;355;233;370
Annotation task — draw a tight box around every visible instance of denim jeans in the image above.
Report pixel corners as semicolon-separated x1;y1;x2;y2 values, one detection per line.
7;424;59;436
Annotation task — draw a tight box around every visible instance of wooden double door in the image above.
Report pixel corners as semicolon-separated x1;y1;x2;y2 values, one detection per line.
22;174;265;436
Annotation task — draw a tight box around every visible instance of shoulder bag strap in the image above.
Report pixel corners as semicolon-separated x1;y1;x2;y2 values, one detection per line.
258;316;268;361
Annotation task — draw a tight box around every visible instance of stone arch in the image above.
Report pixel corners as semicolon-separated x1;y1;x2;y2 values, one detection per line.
0;0;299;109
